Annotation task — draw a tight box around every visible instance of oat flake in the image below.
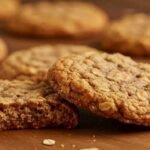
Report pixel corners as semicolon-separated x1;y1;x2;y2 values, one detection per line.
42;139;56;146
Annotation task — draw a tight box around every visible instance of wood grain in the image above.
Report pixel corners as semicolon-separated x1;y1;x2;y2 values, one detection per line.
0;0;150;150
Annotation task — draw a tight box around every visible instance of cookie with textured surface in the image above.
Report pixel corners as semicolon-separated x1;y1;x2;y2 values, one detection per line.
48;52;150;126
100;13;150;56
0;44;99;81
5;1;108;38
0;80;78;130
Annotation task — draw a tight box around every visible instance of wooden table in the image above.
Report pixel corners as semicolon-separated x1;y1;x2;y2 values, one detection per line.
0;0;150;150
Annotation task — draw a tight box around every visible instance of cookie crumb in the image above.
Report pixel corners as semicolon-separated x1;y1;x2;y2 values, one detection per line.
93;139;96;142
42;139;56;146
72;144;76;148
60;144;65;148
80;148;99;150
92;135;96;138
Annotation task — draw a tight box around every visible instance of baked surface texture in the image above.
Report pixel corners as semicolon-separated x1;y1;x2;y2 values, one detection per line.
48;52;150;126
0;39;7;62
0;44;99;81
5;1;108;38
100;13;150;56
0;0;19;21
0;80;78;130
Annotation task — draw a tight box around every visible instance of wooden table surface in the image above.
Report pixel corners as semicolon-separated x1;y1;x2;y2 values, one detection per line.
0;0;150;150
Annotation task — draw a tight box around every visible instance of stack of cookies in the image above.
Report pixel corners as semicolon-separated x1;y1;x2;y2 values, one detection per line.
0;0;109;130
0;43;150;130
0;0;149;131
0;44;100;130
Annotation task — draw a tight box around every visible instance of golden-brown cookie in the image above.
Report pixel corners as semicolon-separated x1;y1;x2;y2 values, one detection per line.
5;1;108;38
0;0;19;21
100;13;150;56
0;79;78;130
0;38;7;62
0;44;99;81
48;52;150;126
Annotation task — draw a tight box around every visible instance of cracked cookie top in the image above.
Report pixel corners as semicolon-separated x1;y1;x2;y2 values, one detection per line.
0;80;62;105
48;52;150;126
5;1;108;37
0;44;99;81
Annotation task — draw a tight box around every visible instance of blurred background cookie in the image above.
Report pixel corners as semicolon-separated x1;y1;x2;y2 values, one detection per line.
100;13;150;56
0;0;20;21
4;1;108;38
0;44;100;81
0;38;7;62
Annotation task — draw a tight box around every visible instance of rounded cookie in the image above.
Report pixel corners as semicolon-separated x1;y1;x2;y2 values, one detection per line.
48;52;150;126
0;44;99;81
0;38;7;62
0;0;19;21
0;79;78;130
100;13;150;56
5;1;108;38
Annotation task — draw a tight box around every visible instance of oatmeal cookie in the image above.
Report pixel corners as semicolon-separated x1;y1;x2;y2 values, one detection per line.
0;80;78;130
0;39;7;62
5;1;108;38
0;0;19;21
100;13;150;56
48;52;150;126
0;44;99;81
